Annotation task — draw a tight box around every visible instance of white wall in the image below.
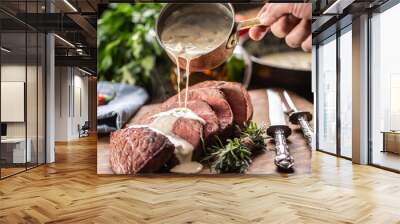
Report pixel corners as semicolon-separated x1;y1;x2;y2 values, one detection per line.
1;65;35;138
1;65;26;143
54;66;89;141
72;72;89;138
54;66;69;141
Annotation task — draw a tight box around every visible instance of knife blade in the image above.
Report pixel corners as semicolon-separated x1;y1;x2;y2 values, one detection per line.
268;90;287;126
281;102;289;114
282;90;314;144
283;90;298;113
266;90;294;170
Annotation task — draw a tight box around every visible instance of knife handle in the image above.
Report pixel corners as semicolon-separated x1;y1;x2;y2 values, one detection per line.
298;116;313;144
274;129;294;169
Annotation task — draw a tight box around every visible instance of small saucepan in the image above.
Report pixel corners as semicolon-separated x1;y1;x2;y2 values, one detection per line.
156;3;263;72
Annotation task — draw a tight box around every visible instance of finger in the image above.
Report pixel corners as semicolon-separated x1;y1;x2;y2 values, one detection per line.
291;3;312;20
301;34;312;52
259;4;292;26
259;3;311;26
270;15;299;39
249;26;270;41
285;18;310;48
257;4;270;17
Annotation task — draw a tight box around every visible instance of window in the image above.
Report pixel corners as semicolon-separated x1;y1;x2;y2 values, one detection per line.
0;1;46;179
339;27;352;158
317;35;337;154
370;3;400;171
1;30;28;177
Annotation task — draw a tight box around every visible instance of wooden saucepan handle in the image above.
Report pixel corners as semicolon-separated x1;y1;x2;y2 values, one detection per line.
237;17;265;30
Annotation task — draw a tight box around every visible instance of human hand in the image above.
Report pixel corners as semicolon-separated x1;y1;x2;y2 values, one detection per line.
249;3;312;52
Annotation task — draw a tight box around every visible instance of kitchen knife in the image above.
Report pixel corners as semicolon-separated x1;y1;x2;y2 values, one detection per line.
282;90;313;144
266;89;294;170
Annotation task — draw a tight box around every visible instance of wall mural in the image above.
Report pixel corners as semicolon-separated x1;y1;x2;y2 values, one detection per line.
96;3;313;175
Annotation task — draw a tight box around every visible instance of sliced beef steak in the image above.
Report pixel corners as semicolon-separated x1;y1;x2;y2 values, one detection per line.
171;118;204;161
137;114;204;161
162;88;233;132
192;81;253;126
160;100;219;139
110;127;175;174
137;100;219;140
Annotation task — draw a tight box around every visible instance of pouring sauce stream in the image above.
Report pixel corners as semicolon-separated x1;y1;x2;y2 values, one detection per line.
155;4;232;173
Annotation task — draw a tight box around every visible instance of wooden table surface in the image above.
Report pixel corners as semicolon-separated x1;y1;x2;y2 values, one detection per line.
97;88;313;175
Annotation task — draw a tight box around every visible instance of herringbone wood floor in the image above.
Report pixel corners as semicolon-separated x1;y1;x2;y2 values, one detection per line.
1;135;400;224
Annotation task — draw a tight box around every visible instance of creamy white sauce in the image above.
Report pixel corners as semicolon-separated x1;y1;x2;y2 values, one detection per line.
151;107;206;125
167;50;193;110
170;53;182;107
184;58;191;108
128;108;205;174
160;4;231;59
170;162;203;174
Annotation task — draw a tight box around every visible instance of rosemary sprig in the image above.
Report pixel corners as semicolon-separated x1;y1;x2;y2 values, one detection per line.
203;137;252;173
238;121;267;153
203;122;267;173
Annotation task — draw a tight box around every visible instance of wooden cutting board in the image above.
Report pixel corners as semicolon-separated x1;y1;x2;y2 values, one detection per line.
97;89;313;175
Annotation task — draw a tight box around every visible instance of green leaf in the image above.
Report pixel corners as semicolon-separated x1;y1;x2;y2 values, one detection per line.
226;55;246;82
141;56;155;73
101;55;112;71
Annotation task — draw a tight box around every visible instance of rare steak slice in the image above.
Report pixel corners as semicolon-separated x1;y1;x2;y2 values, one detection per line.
191;81;253;126
138;100;219;139
161;100;219;139
109;127;175;174
162;88;233;132
170;118;204;161
137;109;205;161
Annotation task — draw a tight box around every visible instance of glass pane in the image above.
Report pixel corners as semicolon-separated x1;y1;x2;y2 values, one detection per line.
38;32;45;165
27;30;38;169
371;4;400;171
1;30;27;177
339;28;352;158
26;0;39;169
317;36;337;154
